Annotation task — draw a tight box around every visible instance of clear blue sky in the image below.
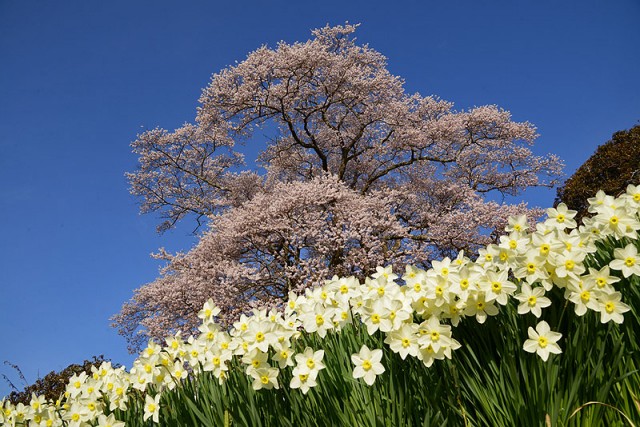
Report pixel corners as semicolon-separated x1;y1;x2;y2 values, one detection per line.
1;0;638;397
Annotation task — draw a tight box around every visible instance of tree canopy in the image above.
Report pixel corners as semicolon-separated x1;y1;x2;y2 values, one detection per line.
114;24;563;351
556;124;640;222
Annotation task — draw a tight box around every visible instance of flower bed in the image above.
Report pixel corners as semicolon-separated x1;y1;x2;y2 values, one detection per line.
3;186;640;426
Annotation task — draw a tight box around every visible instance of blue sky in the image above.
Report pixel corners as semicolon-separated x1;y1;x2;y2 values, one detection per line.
0;0;638;397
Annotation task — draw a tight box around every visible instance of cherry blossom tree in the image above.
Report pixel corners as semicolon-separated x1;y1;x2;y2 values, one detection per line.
114;23;563;350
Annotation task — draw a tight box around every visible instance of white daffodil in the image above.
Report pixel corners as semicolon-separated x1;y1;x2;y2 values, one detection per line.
271;342;295;369
544;203;577;230
352;345;385;386
63;402;91;427
551;251;586;278
290;369;318;394
598;292;631;324
624;184;640;208
610;243;640;278
587;190;616;213
198;299;221;322
513;250;550;284
96;413;126;427
566;280;599;316
515;283;551;318
143;394;160;423
249;366;280;390
585;265;620;294
293;347;325;377
384;322;420;359
464;293;499;324
593;206;640;239
506;214;529;234
480;269;517;305
241;348;269;375
417;316;453;353
523;321;562;361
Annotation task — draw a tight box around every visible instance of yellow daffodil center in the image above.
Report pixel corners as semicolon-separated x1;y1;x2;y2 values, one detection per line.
527;263;536;273
477;301;485;310
509;240;517;249
377;287;385;296
148;403;156;412
72;414;80;422
491;282;502;292
580;291;590;302
557;214;565;223
625;257;635;267
435;286;444;296
371;313;380;324
362;360;372;371
255;332;264;342
260;376;269;384
413;283;421;292
485;254;493;262
610;216;619;225
299;374;308;381
460;279;469;290
540;244;550;255
389;311;396;320
528;295;537;306
605;302;615;313
441;268;449;276
431;331;440;341
315;315;324;326
402;338;410;348
306;359;315;369
74;381;81;389
240;323;248;331
340;285;348;294
565;260;575;270
538;336;548;348
288;300;295;309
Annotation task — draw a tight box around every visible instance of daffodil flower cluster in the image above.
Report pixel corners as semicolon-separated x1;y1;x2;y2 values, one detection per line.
2;186;639;427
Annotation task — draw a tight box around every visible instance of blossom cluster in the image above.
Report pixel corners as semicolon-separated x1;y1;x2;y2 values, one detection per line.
2;186;640;426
